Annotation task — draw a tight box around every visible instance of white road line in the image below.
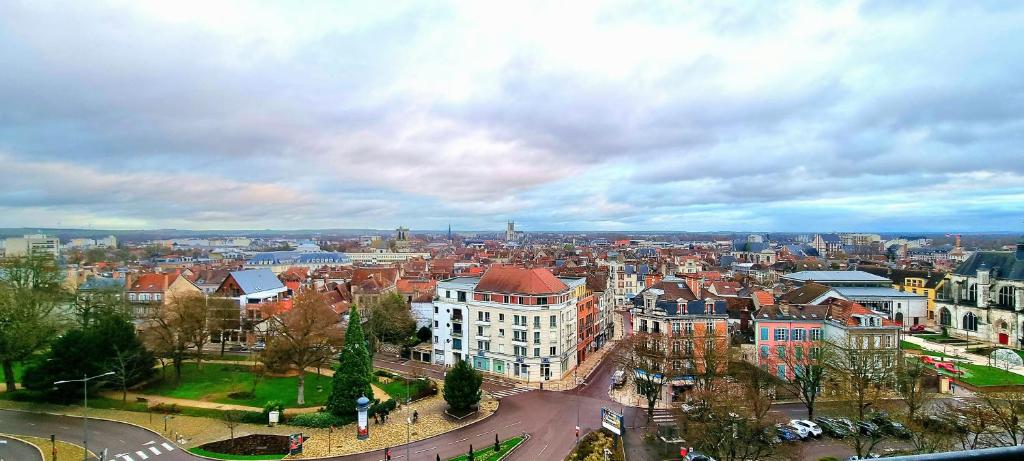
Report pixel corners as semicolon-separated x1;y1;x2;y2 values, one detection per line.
503;421;521;428
148;446;161;455
143;441;155;445
474;430;493;437
120;456;134;461
135;450;149;459
538;444;549;456
161;442;174;451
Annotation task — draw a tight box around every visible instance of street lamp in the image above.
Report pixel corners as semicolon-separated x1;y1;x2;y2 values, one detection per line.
55;371;115;461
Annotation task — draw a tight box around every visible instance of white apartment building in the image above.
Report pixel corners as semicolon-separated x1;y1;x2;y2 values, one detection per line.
432;266;586;383
3;234;60;257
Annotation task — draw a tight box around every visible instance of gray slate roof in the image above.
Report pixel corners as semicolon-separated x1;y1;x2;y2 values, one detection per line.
230;269;285;294
954;250;1024;281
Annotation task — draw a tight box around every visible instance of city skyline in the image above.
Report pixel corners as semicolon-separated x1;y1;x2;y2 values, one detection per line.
2;1;1023;232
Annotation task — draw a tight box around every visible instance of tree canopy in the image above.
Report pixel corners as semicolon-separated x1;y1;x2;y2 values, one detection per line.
443;359;482;412
326;307;373;416
0;255;65;391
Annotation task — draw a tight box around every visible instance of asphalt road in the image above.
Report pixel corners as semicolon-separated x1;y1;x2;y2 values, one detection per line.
0;435;44;461
0;410;192;461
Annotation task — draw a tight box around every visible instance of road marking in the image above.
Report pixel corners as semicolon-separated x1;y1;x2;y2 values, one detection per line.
135;450;149;459
148;446;161;455
120;456;134;461
412;447;435;454
503;421;521;428
448;437;468;445
538;444;549;456
119;439;126;444
474;430;493;437
161;442;174;451
143;441;155;445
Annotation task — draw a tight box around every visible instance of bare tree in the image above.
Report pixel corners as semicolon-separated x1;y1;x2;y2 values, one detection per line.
976;391;1024;446
616;333;674;420
223;410;243;448
108;343;151;402
260;288;344;405
774;339;830;420
143;294;209;383
894;354;935;422
824;336;898;459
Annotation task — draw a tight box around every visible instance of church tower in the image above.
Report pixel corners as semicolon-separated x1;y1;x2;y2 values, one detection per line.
506;221;516;242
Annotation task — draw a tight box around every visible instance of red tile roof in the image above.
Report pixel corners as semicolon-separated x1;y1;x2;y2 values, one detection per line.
476;265;568;295
129;273;178;293
753;290;775;306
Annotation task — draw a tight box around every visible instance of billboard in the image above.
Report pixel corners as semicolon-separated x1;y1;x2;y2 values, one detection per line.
289;433;304;455
601;407;624;436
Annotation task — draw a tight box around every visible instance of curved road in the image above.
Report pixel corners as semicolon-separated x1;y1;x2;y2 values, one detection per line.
0;435;44;461
0;350;632;461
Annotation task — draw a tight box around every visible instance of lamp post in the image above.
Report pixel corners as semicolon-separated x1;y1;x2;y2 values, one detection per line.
55;371;115;461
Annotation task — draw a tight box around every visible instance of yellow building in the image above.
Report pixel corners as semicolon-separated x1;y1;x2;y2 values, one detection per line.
862;267;946;323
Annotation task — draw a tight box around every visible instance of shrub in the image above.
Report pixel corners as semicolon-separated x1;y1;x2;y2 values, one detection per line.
369;398;397;417
288;411;351;428
227;391;255;400
416;326;431;343
263;400;285;419
443;360;482;411
374;369;397;379
411;379;438;401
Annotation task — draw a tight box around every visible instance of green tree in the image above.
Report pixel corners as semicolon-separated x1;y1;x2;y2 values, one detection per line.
443;359;482;412
416;325;432;343
326;307;373;416
367;292;416;345
0;255;65;391
22;311;154;401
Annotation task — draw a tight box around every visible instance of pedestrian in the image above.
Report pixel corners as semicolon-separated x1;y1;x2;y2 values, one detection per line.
413;410;419;423
374;412;379;424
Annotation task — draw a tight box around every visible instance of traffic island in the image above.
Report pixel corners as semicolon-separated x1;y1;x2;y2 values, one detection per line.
190;434;291;459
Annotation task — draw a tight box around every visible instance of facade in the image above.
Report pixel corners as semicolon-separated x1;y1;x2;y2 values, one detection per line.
126;272;202;319
822;298;901;380
811;234;844;256
431;266;584;382
859;267;947;322
631;277;730;401
216;269;290;343
3;234;60;257
345;250;431;264
935;243;1024;347
245;251;352;273
752;303;828;380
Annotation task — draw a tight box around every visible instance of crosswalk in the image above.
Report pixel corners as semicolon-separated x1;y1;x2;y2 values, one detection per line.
651;409;675;424
489;387;532;399
115;442;175;461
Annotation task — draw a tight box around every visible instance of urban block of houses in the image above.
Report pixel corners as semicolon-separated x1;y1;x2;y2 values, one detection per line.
781;271;927;326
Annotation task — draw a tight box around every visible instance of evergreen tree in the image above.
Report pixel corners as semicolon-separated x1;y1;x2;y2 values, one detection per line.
443;359;482;411
326;307;373;416
23;311;154;401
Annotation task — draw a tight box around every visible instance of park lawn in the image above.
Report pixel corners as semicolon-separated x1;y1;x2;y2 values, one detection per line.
901;341;956;359
446;436;524;461
900;340;922;351
145;363;331;408
954;363;1024;387
372;375;432;402
188;448;285;460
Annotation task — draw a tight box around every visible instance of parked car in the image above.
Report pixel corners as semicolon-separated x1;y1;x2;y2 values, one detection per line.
611;370;626;388
857;420;880;436
775;425;801;442
815;417;850;438
870;412;911;439
790;419;822;437
909;324;926;333
786;421;811;439
682;449;716;461
253;341;266;351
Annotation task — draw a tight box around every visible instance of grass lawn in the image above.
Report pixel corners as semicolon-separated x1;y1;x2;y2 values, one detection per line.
446;436;524;461
188;448;285;460
901;340;923;351
145;363;330;408
372;375;432;402
950;363;1024;387
0;361;27;390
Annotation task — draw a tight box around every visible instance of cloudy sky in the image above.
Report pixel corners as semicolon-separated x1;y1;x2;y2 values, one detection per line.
1;0;1022;232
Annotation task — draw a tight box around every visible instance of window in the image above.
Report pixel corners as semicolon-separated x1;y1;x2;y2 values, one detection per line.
885;335;892;348
760;327;769;341
810;347;820;359
963;312;978;331
434;306;438;314
534;331;541;344
482;294;490;302
503;295;510;303
478;340;490;351
537;297;548;305
534;316;540;328
513;330;526;342
640;319;648;333
534;347;540;357
940;308;951;326
968;283;977;302
477;326;484;336
672;341;681;354
498;328;505;337
445;290;450;299
809;329;822;341
550;346;557;356
514;345;526;357
457;291;467;302
453;338;462;349
998;286;1015;307
673;322;681;334
705;321;714;333
434;335;438;343
774;328;788;341
795;346;803;360
792;329;806;341
777;364;786;380
550;315;557;327
653;322;661;334
760;345;769;358
776;345;786;359
685;322;694;335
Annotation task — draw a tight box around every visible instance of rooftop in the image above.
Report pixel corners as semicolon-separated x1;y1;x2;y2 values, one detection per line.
783;270;890;284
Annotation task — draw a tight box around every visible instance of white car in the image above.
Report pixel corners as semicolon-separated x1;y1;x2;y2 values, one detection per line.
790;419;822;437
786;421;810;439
